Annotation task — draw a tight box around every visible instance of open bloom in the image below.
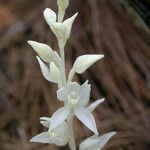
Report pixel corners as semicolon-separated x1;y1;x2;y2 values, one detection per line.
79;132;116;150
30;117;68;146
49;81;105;135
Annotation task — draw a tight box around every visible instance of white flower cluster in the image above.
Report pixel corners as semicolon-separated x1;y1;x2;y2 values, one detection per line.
28;0;116;149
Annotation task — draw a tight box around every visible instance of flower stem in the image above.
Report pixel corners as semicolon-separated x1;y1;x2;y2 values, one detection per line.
67;112;76;150
59;45;67;87
58;43;76;150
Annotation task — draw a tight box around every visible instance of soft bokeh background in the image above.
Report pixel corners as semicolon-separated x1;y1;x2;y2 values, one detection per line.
0;0;150;149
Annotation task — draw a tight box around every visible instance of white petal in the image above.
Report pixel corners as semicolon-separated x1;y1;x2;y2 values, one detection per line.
78;81;91;107
36;56;54;82
30;132;52;143
43;8;56;26
79;132;116;150
63;13;78;39
96;132;116;149
28;41;54;62
79;134;100;150
40;117;51;128
53;121;68;146
67;82;80;94
50;62;61;83
87;98;105;112
49;106;70;130
57;87;68;101
75;106;98;135
72;54;104;74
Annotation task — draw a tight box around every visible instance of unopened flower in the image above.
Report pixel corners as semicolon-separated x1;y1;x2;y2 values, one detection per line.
72;54;104;74
30;117;68;146
57;0;69;11
28;41;54;62
79;132;116;150
57;0;69;22
43;8;78;47
36;56;61;84
28;40;61;67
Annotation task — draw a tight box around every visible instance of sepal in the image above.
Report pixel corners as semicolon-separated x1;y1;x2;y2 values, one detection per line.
87;98;105;112
50;62;61;83
40;117;51;128
43;8;57;26
28;41;54;62
79;132;116;150
75;106;98;135
49;106;70;130
72;54;104;74
36;56;53;82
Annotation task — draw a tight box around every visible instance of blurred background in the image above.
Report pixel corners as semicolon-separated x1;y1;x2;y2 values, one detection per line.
0;0;150;149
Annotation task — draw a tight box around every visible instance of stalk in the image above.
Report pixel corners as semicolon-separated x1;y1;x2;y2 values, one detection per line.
67;111;76;150
58;43;76;150
59;44;67;87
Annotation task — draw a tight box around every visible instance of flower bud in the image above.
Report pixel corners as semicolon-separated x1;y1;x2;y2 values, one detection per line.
72;54;104;74
28;41;54;62
50;62;61;83
63;12;78;39
57;0;69;11
43;8;56;26
36;56;53;82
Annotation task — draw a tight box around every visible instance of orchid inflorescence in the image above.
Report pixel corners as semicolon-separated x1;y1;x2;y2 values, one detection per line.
28;0;116;149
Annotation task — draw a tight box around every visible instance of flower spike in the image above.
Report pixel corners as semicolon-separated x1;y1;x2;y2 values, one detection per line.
29;0;116;149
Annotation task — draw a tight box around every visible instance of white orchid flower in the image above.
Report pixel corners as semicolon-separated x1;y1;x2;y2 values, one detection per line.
79;132;116;150
30;117;68;146
43;8;78;48
48;81;104;135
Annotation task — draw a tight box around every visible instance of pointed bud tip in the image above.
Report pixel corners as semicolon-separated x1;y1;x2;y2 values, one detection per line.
27;40;34;45
100;54;104;59
27;41;40;48
30;138;34;142
43;8;55;17
43;8;51;13
97;54;104;60
111;131;117;136
100;98;105;103
74;12;78;17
